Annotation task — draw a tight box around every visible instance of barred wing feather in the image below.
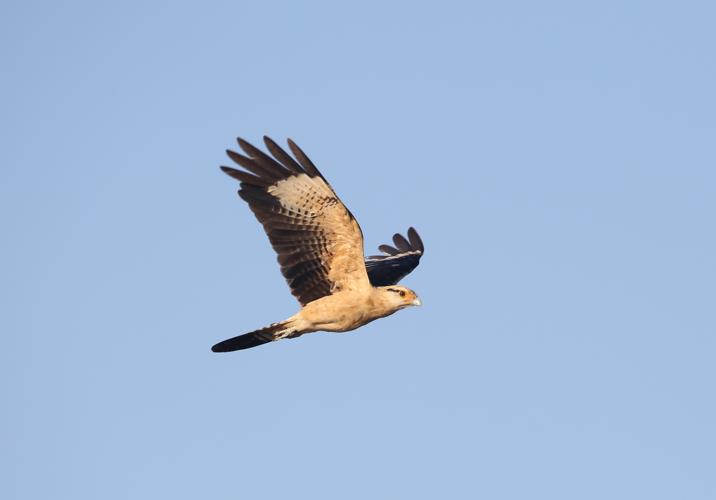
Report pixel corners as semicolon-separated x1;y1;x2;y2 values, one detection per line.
221;137;370;306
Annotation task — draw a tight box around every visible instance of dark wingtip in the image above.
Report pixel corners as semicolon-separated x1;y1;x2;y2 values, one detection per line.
236;137;254;156
226;149;248;165
220;165;268;186
379;244;400;255
392;232;411;252
262;135;274;153
407;227;424;253
286;138;323;178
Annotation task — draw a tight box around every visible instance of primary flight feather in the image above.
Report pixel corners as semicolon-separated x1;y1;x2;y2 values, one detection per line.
212;136;424;352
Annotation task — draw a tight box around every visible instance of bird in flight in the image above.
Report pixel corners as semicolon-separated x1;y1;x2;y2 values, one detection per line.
212;137;425;352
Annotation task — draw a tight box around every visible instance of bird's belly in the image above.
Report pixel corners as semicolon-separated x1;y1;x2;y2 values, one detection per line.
313;309;369;332
300;293;378;332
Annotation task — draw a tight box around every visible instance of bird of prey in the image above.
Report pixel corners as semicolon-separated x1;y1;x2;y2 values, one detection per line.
212;137;424;352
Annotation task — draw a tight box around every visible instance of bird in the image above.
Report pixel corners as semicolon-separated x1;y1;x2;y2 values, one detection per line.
211;136;425;352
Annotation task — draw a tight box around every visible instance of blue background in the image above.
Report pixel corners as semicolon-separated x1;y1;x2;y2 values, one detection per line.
2;1;715;498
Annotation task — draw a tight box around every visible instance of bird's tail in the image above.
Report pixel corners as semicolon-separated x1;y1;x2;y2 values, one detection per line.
211;320;298;352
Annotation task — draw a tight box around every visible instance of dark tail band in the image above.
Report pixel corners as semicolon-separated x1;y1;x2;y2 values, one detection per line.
211;321;289;352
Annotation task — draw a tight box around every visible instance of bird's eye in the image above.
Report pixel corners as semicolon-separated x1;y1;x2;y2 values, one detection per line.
399;290;406;297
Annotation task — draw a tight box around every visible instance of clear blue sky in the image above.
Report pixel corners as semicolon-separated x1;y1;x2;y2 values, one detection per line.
2;1;715;498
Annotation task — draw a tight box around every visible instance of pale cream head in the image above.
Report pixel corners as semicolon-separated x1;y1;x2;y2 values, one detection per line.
378;285;422;310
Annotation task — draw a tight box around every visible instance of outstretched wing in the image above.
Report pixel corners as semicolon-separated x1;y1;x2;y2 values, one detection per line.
222;136;370;306
365;227;424;286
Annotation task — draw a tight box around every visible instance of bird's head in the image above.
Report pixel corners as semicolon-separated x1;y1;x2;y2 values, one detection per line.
378;285;422;310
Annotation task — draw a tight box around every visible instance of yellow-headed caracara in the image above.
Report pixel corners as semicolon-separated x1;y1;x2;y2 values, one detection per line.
212;137;424;352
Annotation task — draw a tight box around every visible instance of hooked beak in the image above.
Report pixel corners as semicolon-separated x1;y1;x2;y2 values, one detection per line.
411;297;422;306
